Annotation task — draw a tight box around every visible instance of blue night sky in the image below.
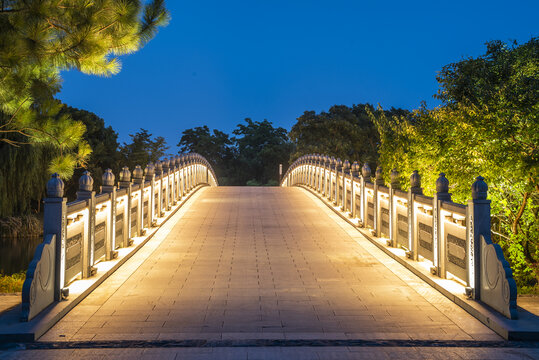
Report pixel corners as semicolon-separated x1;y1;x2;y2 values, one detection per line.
58;1;538;151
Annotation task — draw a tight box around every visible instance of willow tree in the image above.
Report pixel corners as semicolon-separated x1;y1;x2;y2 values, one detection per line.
0;0;169;178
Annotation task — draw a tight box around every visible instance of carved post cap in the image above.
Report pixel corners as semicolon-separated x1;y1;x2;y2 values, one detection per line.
343;160;350;171
119;166;131;182
102;168;115;186
144;163;155;176
390;169;401;188
47;173;64;198
162;158;170;169
436;173;450;194
155;160;163;173
336;158;342;169
375;166;384;185
361;163;371;179
330;157;336;165
410;170;421;188
351;161;360;175
133;165;144;180
78;171;93;192
472;176;488;200
169;157;176;167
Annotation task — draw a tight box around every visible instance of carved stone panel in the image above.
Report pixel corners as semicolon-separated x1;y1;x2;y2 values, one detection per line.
115;213;124;249
480;234;518;319
21;234;56;321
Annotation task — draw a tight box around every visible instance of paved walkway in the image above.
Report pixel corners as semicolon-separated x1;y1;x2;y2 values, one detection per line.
35;187;498;342
7;187;538;358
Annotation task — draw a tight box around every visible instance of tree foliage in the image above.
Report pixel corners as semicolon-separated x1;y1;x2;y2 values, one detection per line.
0;0;169;176
178;119;293;186
0;108;170;216
120;128;168;171
178;125;236;184
58;106;121;198
0;133;54;216
233;119;293;186
369;38;539;292
289;104;408;168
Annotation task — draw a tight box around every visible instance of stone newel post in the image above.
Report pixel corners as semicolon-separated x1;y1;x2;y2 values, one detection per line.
145;163;156;226
351;161;360;219
132;165;145;236
119;166;135;243
101;169;117;260
44;173;68;301
360;163;371;227
342;160;350;210
328;157;335;200
334;158;342;205
468;176;517;318
388;169;400;247
433;173;451;276
162;158;170;211
407;170;422;260
76;171;96;278
374;166;384;236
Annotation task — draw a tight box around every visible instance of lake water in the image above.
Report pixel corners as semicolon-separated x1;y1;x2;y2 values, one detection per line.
0;236;43;275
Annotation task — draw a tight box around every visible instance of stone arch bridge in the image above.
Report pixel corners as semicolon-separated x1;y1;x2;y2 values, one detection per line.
1;153;538;358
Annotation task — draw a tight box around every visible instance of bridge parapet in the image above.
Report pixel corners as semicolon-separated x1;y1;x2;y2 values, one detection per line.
21;153;218;322
282;154;517;320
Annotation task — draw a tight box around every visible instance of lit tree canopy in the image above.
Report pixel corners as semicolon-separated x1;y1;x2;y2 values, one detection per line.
369;38;539;291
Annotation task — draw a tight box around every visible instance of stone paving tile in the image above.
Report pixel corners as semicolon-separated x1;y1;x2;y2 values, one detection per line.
40;187;500;343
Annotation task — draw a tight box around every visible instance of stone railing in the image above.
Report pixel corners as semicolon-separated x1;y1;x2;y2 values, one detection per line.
21;153;218;321
282;154;517;319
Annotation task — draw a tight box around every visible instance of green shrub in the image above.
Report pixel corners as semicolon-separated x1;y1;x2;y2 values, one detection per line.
0;272;25;293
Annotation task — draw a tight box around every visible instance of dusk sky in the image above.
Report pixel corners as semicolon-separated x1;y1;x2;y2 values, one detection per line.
58;1;538;151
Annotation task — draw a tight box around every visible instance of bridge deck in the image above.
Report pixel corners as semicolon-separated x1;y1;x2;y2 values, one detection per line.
41;187;498;342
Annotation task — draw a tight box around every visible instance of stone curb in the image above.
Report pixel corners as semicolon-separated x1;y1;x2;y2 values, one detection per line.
5;339;539;350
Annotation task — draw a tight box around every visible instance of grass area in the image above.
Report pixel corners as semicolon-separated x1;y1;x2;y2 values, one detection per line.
519;285;539;295
0;272;25;293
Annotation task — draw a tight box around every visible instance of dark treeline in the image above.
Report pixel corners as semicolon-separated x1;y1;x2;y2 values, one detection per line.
289;104;407;169
178;119;292;186
177;109;406;186
0;105;168;217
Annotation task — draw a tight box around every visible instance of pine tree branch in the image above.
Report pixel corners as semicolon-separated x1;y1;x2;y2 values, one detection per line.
46;19;70;34
0;96;31;130
96;20;119;34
